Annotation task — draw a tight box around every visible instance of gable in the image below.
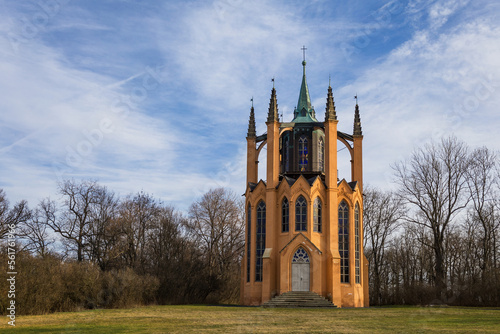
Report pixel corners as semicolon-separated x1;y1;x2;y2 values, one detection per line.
279;232;322;255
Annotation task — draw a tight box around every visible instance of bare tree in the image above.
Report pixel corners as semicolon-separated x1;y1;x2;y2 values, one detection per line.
465;146;499;304
146;205;190;302
393;136;470;301
86;187;120;270
48;179;107;261
0;189;31;240
0;189;8;238
466;148;498;273
147;206;183;273
185;188;244;302
363;186;404;305
119;192;159;273
18;199;56;257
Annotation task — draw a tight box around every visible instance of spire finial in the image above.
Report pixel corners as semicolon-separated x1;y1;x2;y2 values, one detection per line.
267;85;279;123
329;74;331;87
271;77;275;88
293;46;316;122
353;99;362;136
247;102;256;138
325;84;337;121
301;45;307;61
354;94;358;104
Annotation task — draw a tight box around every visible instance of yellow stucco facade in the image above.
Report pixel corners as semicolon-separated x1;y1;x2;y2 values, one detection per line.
240;60;369;307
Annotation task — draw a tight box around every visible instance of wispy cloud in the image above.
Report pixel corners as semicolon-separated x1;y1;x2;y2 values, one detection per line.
0;0;499;211
338;3;500;188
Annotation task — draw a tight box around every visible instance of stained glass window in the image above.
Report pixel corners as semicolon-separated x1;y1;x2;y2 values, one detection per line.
284;136;289;172
339;201;349;283
282;197;289;232
255;201;266;282
313;197;322;233
355;203;360;284
246;204;251;282
292;247;310;263
299;135;308;171
295;196;307;231
319;137;324;172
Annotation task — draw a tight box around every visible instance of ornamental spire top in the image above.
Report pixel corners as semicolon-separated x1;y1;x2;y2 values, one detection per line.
325;82;337;121
267;85;279;123
247;99;256;138
296;54;312;114
353;97;362;136
293;46;317;122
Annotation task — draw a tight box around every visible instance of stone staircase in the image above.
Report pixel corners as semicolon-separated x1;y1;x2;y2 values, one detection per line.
262;291;337;308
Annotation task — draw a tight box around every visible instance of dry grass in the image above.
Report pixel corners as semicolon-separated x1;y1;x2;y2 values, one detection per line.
2;305;499;333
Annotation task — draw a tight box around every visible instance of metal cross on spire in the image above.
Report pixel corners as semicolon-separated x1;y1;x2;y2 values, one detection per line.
301;45;307;62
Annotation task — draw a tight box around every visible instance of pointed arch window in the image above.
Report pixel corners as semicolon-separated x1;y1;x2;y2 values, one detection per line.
282;197;289;233
355;203;361;284
295;196;307;231
255;201;266;282
313;197;322;233
284;135;290;172
292;247;310;263
339;201;349;283
246;204;251;283
299;135;308;171
319;137;324;172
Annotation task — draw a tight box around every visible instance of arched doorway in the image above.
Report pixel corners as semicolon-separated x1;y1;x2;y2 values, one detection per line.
291;247;310;291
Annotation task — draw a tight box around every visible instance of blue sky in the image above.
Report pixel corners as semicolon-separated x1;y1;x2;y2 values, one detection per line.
1;0;499;211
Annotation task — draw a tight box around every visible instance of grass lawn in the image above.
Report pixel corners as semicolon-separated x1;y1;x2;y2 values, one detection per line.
1;305;499;333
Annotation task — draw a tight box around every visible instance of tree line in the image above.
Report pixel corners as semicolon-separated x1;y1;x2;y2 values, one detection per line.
1;135;499;315
0;185;244;315
364;137;500;306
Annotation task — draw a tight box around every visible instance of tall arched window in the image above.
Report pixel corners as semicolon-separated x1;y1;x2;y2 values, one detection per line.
318;137;324;172
282;197;289;232
355;203;360;284
339;201;349;283
246;204;251;283
299;135;308;171
255;201;266;282
295;196;307;231
284;136;290;172
313;197;322;233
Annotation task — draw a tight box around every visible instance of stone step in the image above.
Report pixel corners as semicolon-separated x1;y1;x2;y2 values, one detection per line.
262;291;337;308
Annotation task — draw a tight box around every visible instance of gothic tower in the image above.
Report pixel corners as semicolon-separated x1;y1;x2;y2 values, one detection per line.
241;55;369;307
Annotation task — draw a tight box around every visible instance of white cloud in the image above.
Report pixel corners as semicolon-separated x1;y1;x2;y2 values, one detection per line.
428;0;470;29
0;14;181;205
339;12;500;190
155;0;317;116
1;0;499;212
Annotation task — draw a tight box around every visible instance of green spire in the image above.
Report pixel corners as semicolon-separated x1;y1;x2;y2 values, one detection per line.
297;60;312;114
292;59;318;122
